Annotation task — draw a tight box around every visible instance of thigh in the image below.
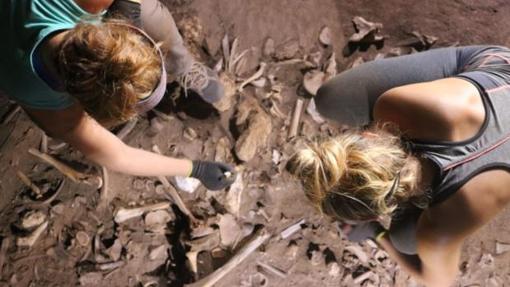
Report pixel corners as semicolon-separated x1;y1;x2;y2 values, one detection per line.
140;0;180;51
316;47;459;126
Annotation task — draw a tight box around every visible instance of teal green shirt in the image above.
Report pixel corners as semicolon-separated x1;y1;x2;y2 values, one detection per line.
0;0;103;109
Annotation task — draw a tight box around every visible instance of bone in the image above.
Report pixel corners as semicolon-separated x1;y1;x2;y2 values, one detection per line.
186;231;221;274
344;245;369;264
2;105;21;125
16;170;42;199
28;148;102;189
96;167;109;212
349;16;384;44
222;34;230;69
0;238;10;280
306;99;326;124
353;270;374;284
75;231;90;247
228;38;239;74
288;99;305;139
116;118;138;141
96;261;125;271
26;179;65;208
185;231;271;287
496;241;510;255
151;145;199;225
16;221;48;248
40;132;48;154
238;63;267;92
20;210;46;230
257;261;287;279
303;70;325;96
280;219;305;239
114;202;170;224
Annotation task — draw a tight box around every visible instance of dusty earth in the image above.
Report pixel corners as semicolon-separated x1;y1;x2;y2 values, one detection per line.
1;0;510;286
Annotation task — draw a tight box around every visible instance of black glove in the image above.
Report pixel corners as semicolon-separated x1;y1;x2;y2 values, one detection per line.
106;0;142;27
190;161;236;190
346;221;385;243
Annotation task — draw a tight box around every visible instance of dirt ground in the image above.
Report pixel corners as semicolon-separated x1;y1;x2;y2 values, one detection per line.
1;0;510;286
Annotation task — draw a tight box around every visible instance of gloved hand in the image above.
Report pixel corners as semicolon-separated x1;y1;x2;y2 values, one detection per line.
190;160;236;190
345;221;385;243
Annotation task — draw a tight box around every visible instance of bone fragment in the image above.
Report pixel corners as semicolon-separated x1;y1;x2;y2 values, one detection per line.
16;170;42;198
186;231;221;274
2;106;21;125
228;38;239;74
76;231;90;247
303;70;325;96
280;219;305;239
96;261;125;271
0;238;10;280
185;231;271;287
353;270;374;284
496;241;510;255
257;261;287;279
20;210;46;230
40;132;48;154
345;245;369;264
114;202;170;224
28;148;102;189
152;145;198;224
288;99;305;139
319;26;332;46
222;34;230;69
95;166;109;213
16;221;48;248
238;63;267;92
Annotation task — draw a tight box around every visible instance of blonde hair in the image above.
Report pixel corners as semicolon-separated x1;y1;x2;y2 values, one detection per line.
287;125;424;221
58;20;162;127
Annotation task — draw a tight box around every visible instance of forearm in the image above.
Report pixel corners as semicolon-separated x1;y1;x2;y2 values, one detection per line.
89;143;192;177
377;237;423;278
377;236;457;286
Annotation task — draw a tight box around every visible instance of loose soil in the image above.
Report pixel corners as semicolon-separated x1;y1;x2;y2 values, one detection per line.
1;0;510;286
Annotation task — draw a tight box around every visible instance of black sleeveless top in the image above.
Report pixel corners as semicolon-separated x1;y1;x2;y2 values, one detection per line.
390;46;510;254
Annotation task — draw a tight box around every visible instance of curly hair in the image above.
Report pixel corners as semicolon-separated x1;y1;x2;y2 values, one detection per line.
287;125;426;221
57;20;162;127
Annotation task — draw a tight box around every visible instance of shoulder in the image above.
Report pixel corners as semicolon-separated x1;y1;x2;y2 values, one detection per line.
373;77;483;141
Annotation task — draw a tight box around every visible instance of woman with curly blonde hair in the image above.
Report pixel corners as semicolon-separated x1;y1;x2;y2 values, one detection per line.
288;45;510;286
0;0;233;190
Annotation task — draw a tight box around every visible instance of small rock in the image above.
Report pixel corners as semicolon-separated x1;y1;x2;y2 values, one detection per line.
214;137;232;162
145;210;173;233
213;73;236;112
20;210;46;230
263;38;275;58
275;40;300;60
175;176;201;193
183;127;197;141
226;172;244;216
218;214;242;248
319;26;332;46
234;99;272;162
75;231;90;247
79;272;103;286
149;245;168;261
303;70;325;96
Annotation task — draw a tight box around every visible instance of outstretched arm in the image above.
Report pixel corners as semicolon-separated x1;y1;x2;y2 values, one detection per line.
24;104;234;189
